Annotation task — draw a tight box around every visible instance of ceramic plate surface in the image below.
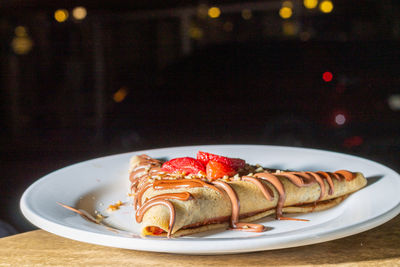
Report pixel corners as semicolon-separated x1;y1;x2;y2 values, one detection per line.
21;145;400;254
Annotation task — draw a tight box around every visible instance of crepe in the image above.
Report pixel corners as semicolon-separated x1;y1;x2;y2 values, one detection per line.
129;154;367;237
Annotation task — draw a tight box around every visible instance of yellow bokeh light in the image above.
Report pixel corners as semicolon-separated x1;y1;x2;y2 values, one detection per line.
319;0;334;13
241;9;252;20
12;26;33;55
15;26;27;37
282;22;298;36
189;27;203;40
282;1;294;8
54;9;69;23
11;36;33;55
113;87;128;103
208;7;221;18
304;0;318;9
279;7;293;19
72;6;87;20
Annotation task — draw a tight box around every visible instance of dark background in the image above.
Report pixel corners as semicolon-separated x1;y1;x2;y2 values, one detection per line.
1;0;399;233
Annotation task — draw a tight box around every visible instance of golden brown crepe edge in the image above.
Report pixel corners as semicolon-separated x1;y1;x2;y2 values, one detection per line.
137;172;367;237
143;195;349;237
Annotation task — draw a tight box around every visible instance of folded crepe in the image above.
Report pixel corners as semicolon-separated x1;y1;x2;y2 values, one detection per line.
129;154;367;237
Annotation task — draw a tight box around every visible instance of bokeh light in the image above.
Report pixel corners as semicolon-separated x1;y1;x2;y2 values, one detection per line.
343;136;363;148
189;27;204;40
282;22;298;36
72;6;87;20
15;26;27;37
54;9;69;23
113;87;128;103
322;71;333;82
319;0;334;13
279;7;293;19
282;1;294;8
208;7;221;18
388;94;400;111
11;26;33;55
304;0;318;9
241;9;252;20
11;36;33;55
334;114;346;125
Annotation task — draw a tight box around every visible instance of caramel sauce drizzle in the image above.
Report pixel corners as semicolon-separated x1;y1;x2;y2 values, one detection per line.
135;179;223;209
212;180;240;228
56;202;119;233
134;182;153;210
135;192;193;238
335;170;355;181
129;167;148;183
153;179;224;195
330;172;343;181
278;217;310;222
129;154;163;189
136;180;223;236
130;156;227;236
306;171;326;200
135;199;175;238
279;172;312;187
147;192;193;202
212;180;266;232
129;154;356;237
316;171;334;195
254;172;286;219
253;170;353;220
242;176;274;201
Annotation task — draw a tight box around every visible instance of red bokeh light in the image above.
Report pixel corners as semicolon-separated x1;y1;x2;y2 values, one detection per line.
343;136;364;148
322;71;333;82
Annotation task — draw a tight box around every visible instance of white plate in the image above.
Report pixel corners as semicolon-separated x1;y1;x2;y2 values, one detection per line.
20;145;400;255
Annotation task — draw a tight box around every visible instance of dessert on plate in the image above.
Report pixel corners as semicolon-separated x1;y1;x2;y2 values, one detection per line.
129;151;367;237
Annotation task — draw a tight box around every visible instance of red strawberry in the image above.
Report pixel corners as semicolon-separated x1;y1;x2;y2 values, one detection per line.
206;160;237;181
161;157;206;175
197;151;246;171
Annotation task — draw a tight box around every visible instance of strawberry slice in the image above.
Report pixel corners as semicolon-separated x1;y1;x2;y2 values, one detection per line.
148;226;165;235
206;160;237;181
161;157;206;175
197;151;246;171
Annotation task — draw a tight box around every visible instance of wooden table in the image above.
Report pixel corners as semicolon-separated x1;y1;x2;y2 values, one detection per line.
1;216;400;266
